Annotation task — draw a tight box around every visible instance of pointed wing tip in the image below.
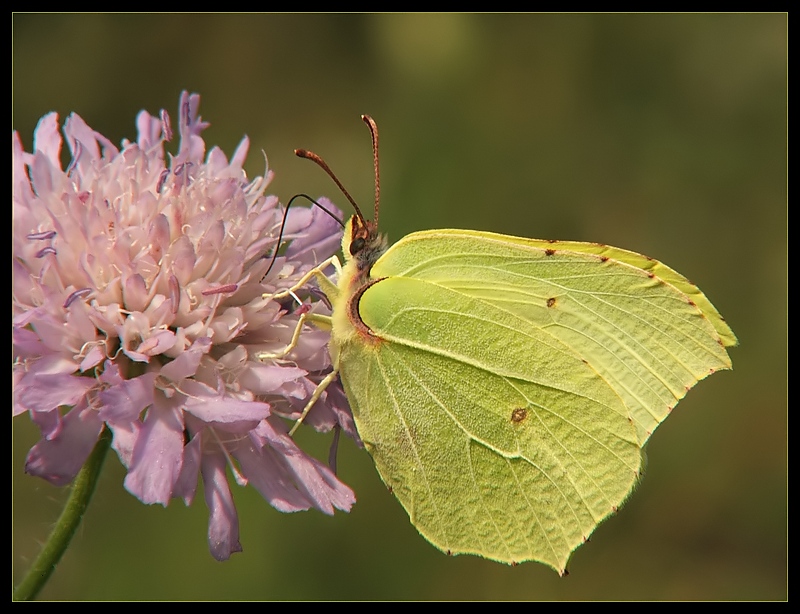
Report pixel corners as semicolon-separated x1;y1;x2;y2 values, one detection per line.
721;332;739;349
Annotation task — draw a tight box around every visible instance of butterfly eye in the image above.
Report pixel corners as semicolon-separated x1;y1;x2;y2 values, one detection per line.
350;237;365;255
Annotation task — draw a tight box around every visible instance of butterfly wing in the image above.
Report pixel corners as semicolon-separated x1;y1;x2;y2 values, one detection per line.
368;229;736;446
336;229;734;571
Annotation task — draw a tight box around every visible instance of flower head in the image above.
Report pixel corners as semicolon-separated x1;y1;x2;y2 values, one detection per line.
13;92;357;560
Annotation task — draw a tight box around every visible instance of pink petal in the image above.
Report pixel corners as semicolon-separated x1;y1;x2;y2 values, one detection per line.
239;364;307;395
135;329;177;357
12;326;47;359
99;359;123;385
159;337;210;381
135;109;164;151
255;419;355;515
12;131;35;203
18;372;94;412
229;136;249;171
123;398;184;505
98;373;156;422
284;198;343;263
108;420;139;468
182;387;270;426
167;235;197;286
79;345;106;372
201;448;242;561
173;428;202;504
231;435;313;513
25;403;104;486
122;274;148;312
32;111;62;166
64;112;119;164
29;404;62;439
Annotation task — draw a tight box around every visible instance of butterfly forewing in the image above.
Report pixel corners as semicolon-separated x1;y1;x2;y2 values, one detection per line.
368;229;734;446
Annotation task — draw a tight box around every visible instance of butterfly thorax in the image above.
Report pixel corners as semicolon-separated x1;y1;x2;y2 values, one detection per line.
329;216;389;362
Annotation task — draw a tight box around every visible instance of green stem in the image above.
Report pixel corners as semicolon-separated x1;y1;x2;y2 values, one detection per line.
13;427;113;601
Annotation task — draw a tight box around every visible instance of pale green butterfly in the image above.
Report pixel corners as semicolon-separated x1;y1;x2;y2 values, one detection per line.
266;116;737;575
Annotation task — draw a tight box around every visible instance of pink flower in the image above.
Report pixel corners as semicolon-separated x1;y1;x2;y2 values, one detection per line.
13;92;357;560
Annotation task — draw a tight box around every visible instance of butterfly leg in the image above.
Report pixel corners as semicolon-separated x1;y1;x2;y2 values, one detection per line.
265;255;342;305
254;308;336;436
256;311;332;360
258;255;340;359
259;255;343;435
288;367;339;437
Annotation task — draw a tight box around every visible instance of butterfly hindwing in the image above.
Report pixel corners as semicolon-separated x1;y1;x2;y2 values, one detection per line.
337;237;661;571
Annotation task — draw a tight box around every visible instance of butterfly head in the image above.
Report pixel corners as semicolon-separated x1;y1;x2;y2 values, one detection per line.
343;215;387;275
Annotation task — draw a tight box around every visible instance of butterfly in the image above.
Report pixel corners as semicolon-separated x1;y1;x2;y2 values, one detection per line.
268;116;737;574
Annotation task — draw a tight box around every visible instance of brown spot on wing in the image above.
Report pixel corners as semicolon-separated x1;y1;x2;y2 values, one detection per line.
511;408;528;423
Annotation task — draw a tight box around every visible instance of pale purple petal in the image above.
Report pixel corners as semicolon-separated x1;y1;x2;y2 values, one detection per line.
64;112;119;164
25;354;79;376
122;274;149;312
254;419;355;514
167;235;197;286
174;428;202;504
205;146;230;174
325;379;362;445
238;364;308;395
13;131;35;203
28;145;60;197
176;91;208;163
229;136;249;171
108;420;139;468
135;329;177;358
284;198;344;263
181;379;270;425
79;344;105;372
136;109;164;151
123;398;184;505
208;307;246;343
230;434;314;513
159;337;210;381
98;373;156;422
25;403;104;486
18;372;94;412
148;213;172;260
29;404;63;439
65;300;100;343
295;377;362;446
12;326;47;359
99;359;123;385
32;111;62;165
201;449;242;561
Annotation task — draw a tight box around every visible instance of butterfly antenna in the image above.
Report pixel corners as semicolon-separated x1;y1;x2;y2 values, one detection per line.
261;193;344;280
361;115;380;226
295;148;368;225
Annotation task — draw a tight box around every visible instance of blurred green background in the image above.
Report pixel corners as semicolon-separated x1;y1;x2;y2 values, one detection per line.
13;14;786;601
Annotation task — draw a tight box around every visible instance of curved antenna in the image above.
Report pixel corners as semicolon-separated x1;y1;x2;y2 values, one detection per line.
361;115;380;226
262;193;345;280
295;149;368;225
